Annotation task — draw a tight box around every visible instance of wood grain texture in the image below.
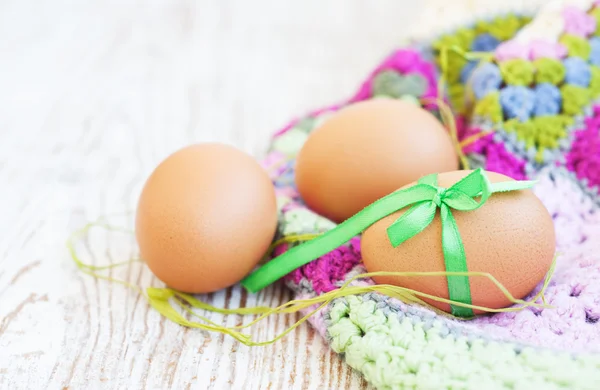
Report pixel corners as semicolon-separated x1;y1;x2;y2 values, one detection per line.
0;0;547;389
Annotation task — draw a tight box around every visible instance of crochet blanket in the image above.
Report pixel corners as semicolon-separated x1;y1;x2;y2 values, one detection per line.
260;2;600;389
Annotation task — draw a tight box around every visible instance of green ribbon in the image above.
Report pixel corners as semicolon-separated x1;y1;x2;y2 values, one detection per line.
241;168;536;317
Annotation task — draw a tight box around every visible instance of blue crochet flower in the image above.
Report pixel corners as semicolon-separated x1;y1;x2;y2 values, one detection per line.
564;57;591;87
460;60;478;83
533;83;562;116
471;62;503;99
500;86;535;122
589;37;600;67
471;33;501;52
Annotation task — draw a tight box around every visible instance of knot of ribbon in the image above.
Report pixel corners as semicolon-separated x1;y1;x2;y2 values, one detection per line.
242;168;536;318
385;169;494;316
431;187;445;207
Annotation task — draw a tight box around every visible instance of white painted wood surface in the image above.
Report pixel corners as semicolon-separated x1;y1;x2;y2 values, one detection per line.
0;1;547;389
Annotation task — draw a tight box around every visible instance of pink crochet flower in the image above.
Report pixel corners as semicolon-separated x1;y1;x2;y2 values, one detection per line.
495;41;530;61
563;6;596;37
530;40;568;60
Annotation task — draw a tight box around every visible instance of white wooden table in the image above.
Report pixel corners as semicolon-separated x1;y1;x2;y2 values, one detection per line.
0;1;545;389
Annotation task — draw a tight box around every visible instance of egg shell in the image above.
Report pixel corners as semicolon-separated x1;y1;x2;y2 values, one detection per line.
295;98;458;223
361;170;556;314
135;143;278;294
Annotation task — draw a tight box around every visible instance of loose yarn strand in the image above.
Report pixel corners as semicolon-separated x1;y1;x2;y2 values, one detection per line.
67;220;557;346
66;220;143;295
421;96;470;169
434;45;497;162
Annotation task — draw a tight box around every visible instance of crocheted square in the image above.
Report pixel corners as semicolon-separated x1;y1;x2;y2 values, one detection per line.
464;2;600;195
261;4;600;389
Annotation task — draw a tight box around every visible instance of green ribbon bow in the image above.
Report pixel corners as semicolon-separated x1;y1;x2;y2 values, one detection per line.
242;168;536;317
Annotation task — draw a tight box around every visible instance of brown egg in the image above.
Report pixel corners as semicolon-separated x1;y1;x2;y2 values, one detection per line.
135;143;278;293
295;98;458;223
361;170;556;314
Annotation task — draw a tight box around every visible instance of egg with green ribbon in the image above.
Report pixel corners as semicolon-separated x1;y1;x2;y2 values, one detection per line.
242;168;554;318
361;170;556;315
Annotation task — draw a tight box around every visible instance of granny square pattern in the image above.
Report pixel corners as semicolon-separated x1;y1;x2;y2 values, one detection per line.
260;4;600;389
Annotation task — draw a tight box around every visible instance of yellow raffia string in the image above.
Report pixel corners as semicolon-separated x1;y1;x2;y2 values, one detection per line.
266;233;322;254
434;44;497;162
67;220;143;294
68;219;557;346
66;46;552;345
437;45;495;109
421;96;470;169
459;129;495;148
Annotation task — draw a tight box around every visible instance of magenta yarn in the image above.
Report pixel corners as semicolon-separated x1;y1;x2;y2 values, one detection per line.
567;106;600;190
461;130;528;180
283;237;362;294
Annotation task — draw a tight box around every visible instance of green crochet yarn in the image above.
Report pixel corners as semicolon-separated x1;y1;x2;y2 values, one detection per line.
456;28;476;50
504;119;537;150
327;295;600;390
433;28;477;84
590;66;600;98
438;53;468;84
474;92;502;123
532;115;572;147
372;71;428;98
433;28;475;52
559;34;591;60
534;58;566;85
504;116;572;163
476;15;522;41
521;15;533;25
499;59;534;86
590;7;600;36
449;84;466;113
561;84;592;115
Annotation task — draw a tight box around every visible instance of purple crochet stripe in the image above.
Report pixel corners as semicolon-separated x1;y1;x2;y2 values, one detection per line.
566;105;600;190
